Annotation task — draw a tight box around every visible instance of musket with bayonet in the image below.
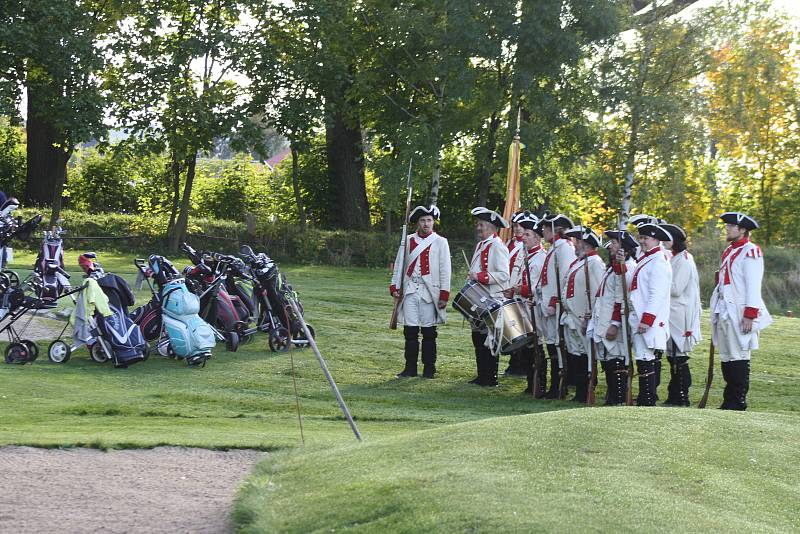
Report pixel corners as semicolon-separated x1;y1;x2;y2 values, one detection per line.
551;219;568;400
582;227;599;406
389;159;414;330
616;217;636;406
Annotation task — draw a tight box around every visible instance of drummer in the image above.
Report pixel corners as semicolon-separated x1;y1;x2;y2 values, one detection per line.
561;225;605;403
538;213;576;399
467;207;511;386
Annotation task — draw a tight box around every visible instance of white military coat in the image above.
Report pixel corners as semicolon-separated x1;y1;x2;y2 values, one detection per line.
710;237;772;349
626;246;672;350
669;250;702;353
391;231;452;325
469;233;510;299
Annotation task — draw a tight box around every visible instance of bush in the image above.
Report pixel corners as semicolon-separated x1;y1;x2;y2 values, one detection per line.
0;120;26;197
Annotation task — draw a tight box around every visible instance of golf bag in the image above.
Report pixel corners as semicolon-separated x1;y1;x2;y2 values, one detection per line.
148;255;217;365
239;245;314;351
180;243;247;350
33;225;71;306
82;255;147;368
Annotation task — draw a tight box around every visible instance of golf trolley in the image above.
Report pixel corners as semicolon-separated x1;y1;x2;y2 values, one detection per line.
238;244;314;352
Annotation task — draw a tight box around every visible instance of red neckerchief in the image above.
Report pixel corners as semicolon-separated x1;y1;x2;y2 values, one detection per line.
720;236;749;285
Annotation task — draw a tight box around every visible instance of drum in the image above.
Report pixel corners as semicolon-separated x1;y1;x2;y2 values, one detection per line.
481;298;535;354
452;280;496;321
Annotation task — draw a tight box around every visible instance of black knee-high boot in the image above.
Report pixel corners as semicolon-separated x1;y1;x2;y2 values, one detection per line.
720;361;735;409
609;359;628;405
421;326;437;378
544;344;560;399
472;331;494;386
674;356;692;406
727;360;750;411
398;326;419;377
571;354;588;403
665;356;678;405
636;360;657;406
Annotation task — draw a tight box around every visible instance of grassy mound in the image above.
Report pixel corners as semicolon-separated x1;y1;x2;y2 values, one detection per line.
234;408;800;533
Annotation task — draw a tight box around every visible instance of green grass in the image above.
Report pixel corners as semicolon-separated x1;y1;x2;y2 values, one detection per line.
234;409;800;533
1;251;798;532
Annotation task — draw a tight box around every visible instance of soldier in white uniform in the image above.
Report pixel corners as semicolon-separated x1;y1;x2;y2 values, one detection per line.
509;212;546;395
560;226;605;403
660;223;701;406
710;212;772;410
390;205;452;379
538;213;576;399
467;207;510;386
504;211;529;376
629;214;668;390
621;223;672;406
591;230;638;405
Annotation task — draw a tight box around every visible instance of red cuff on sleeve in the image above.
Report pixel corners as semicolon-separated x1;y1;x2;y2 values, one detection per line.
549;296;557;308
612;262;623;275
640;312;656;326
477;272;489;285
390;284;397;295
743;306;759;319
439;290;450;302
611;303;621;322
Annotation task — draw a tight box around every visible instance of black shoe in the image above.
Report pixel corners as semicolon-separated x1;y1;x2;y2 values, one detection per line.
396;369;417;378
422;367;436;379
469;376;481;384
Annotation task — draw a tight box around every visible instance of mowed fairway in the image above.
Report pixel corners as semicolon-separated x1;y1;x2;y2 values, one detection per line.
1;252;799;532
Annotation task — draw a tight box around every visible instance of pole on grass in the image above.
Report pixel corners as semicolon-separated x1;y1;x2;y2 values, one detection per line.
289;300;363;442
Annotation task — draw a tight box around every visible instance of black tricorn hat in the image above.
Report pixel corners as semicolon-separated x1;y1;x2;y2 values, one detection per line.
511;210;529;224
517;212;540;231
543;213;574;230
471;207;509;229
660;223;686;242
566;226;601;248
720;212;759;231
604;230;639;252
637;223;672;242
409;205;441;224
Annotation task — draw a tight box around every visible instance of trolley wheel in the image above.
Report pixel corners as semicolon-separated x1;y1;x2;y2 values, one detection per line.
225;331;240;352
89;342;109;363
47;340;71;364
268;327;290;353
5;342;30;364
142;344;151;361
21;340;39;361
3;270;20;289
235;322;254;345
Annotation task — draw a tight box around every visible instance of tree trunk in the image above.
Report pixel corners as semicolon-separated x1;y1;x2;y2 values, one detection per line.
290;143;307;229
324;101;370;230
169;152;197;252
620;109;640;229
476;111;500;206
48;160;69;226
167;151;181;234
24;83;70;207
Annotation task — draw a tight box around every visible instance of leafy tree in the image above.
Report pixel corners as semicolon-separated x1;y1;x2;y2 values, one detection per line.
705;7;800;244
0;119;26;196
106;0;258;250
0;0;118;223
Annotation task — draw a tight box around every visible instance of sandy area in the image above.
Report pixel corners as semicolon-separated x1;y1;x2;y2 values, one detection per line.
0;446;265;533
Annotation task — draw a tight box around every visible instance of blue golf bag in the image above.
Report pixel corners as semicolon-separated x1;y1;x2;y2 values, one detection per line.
148;255;217;366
